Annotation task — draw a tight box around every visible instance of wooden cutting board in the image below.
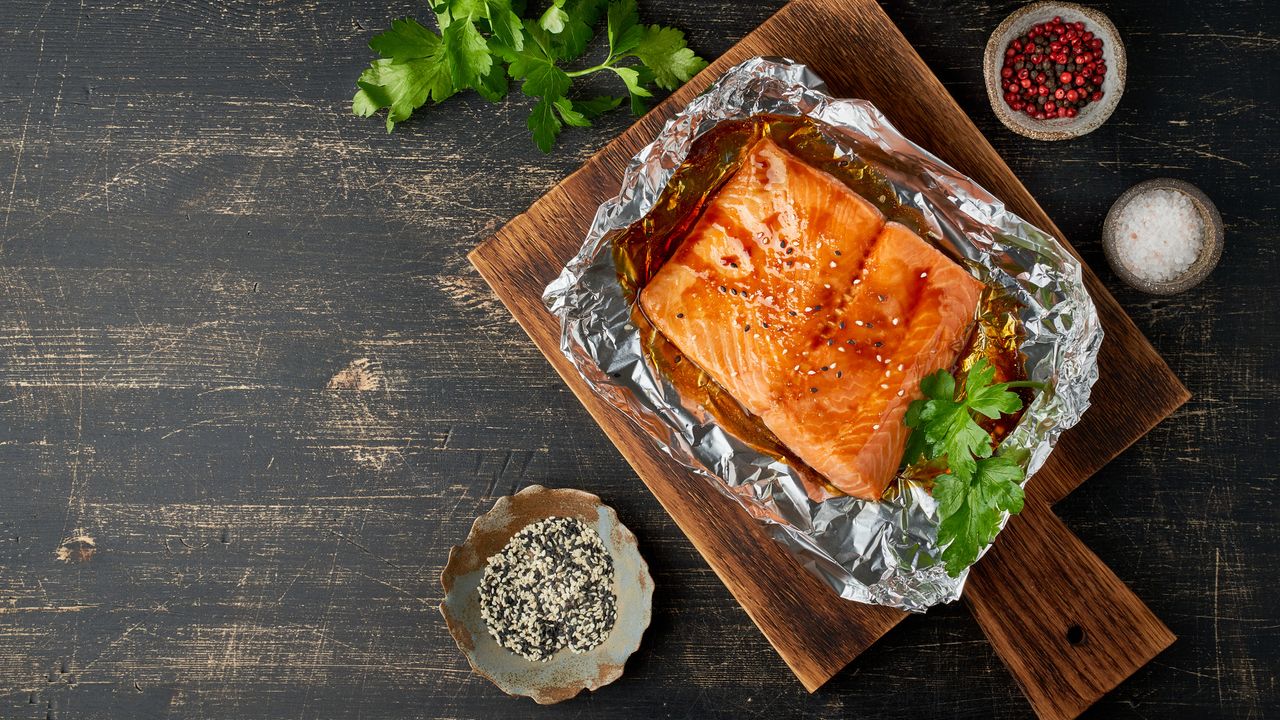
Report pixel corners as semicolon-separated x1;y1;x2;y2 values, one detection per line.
469;0;1183;717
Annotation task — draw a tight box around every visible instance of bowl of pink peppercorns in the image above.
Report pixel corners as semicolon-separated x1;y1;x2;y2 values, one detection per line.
984;2;1126;140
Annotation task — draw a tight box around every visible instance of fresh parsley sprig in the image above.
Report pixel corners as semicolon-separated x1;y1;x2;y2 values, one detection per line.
352;0;708;151
903;359;1040;576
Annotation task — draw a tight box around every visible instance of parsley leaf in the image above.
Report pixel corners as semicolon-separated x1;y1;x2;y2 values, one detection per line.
903;359;1036;576
528;96;562;152
442;19;493;88
352;0;707;151
573;95;623;117
607;0;644;55
352;19;459;133
934;455;1025;573
633;25;707;89
538;0;570;34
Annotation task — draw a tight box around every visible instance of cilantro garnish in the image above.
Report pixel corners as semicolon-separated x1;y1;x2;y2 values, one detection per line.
352;0;708;151
903;359;1039;577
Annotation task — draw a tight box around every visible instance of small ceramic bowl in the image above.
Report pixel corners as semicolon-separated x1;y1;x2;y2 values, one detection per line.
440;485;653;704
984;2;1127;140
1102;178;1224;295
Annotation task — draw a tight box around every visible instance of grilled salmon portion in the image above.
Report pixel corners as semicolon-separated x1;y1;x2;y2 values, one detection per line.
640;138;983;500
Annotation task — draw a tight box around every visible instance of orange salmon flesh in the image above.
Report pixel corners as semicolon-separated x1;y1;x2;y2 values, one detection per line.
639;138;983;500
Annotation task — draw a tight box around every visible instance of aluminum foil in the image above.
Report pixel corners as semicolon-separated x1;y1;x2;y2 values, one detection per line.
543;58;1102;611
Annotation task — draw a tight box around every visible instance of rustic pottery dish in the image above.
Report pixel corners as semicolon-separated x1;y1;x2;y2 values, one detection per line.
984;1;1126;140
1102;178;1224;294
440;484;653;704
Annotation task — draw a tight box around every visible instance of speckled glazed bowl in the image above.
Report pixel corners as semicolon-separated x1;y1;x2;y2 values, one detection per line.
1102;178;1224;295
440;485;653;704
984;2;1126;140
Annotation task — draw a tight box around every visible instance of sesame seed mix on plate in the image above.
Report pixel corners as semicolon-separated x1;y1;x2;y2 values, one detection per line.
478;516;617;662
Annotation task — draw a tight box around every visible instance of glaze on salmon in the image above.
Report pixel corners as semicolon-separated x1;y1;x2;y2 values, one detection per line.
639;138;983;500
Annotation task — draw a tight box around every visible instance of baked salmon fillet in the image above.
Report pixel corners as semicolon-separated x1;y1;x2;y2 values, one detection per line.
639;138;983;500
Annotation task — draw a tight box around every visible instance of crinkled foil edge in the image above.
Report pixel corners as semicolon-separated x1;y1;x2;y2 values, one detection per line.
543;58;1102;612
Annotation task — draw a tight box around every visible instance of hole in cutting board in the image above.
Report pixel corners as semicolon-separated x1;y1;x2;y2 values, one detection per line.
1066;624;1086;646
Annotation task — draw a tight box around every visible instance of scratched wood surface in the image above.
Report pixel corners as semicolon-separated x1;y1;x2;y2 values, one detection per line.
0;1;1274;719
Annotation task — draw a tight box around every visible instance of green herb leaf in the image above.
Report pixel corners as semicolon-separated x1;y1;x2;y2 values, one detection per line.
352;52;456;133
934;454;1025;575
352;0;706;149
441;18;493;88
474;62;510;102
528;95;562;152
902;358;1031;575
553;0;605;59
538;0;569;33
606;0;643;55
632;25;707;90
368;17;443;60
509;50;570;98
554;96;592;127
964;362;1024;419
611;64;652;107
573;95;623;117
484;0;525;51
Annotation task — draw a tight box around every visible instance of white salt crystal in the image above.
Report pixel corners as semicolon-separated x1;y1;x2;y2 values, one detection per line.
1113;188;1205;283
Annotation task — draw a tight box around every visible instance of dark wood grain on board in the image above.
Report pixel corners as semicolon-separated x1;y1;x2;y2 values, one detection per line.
966;501;1176;720
471;0;1183;707
0;0;1275;718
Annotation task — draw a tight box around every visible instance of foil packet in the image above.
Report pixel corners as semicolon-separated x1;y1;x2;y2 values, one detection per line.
543;57;1102;611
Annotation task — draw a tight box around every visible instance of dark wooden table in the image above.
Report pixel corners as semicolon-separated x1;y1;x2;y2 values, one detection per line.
0;1;1274;718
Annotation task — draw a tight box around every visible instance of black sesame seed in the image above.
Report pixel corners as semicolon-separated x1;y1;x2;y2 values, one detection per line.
676;313;684;318
744;324;751;332
810;387;818;393
719;286;727;293
731;288;738;295
834;250;842;256
839;321;846;329
874;341;883;347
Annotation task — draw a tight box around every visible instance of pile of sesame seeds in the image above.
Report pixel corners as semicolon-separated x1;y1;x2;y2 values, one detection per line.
478;516;617;662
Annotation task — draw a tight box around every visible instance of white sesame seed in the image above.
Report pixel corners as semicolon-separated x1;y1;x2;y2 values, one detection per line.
872;424;880;430
897;389;905;396
855;320;864;326
897;364;904;371
920;272;928;278
892;318;900;326
829;261;837;268
880;383;889;389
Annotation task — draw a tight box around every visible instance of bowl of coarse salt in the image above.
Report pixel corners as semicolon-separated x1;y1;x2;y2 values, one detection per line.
1102;178;1224;295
